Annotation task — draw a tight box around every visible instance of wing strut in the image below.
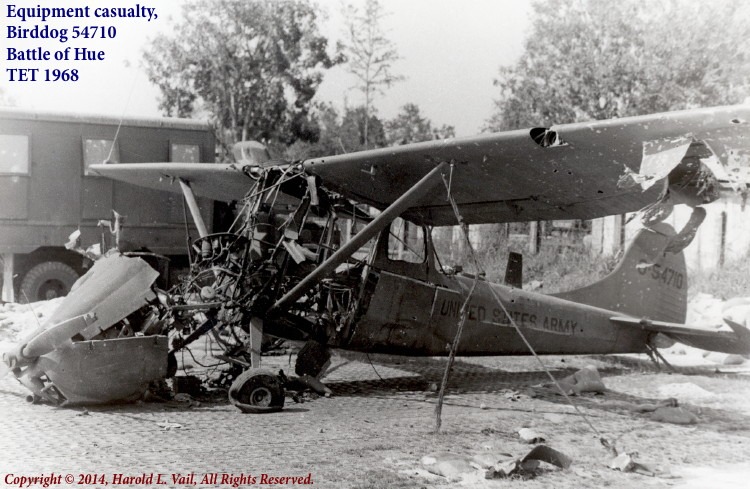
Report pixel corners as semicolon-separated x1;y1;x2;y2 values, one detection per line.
179;179;208;238
270;161;448;313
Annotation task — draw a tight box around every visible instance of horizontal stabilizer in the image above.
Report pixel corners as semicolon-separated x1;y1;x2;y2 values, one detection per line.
611;316;750;355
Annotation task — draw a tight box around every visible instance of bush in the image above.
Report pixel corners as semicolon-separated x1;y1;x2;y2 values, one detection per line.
688;256;750;300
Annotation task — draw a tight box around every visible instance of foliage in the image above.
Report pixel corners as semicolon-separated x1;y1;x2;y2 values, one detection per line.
487;0;750;130
283;103;387;160
385;103;456;145
284;102;454;160
341;0;404;146
689;255;750;299
142;0;337;157
341;105;387;150
432;228;618;294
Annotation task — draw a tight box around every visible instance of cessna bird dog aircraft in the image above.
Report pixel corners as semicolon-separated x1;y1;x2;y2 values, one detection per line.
2;105;749;409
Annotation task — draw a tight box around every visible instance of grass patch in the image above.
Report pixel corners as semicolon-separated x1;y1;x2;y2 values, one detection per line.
435;228;749;299
450;238;618;294
688;255;750;299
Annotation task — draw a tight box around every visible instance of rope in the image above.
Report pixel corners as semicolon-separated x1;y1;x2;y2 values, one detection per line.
106;71;139;163
434;164;482;433
366;353;385;381
434;163;609;446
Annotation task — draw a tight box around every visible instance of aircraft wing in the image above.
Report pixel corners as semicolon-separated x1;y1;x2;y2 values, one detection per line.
89;163;256;202
304;105;750;225
610;316;750;355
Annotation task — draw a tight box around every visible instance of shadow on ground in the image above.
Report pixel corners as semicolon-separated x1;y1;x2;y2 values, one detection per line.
325;352;750;436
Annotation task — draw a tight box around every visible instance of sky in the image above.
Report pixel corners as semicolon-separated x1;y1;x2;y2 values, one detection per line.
1;0;532;136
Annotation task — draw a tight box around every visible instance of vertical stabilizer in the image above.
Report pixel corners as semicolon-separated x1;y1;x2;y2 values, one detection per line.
554;223;687;323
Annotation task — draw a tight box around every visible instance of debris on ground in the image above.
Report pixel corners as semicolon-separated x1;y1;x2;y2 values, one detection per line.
170;393;201;408
549;365;606;395
703;350;749;365
1;254;167;405
157;420;183;431
627;397;678;413
484;445;572;479
599;398;676;413
608;452;674;478
650;406;699;425
420;453;475;482
518;428;546;444
503;389;523;401
421;445;571;482
720;353;746;365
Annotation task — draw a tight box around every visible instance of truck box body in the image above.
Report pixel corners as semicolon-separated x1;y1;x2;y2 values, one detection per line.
0;108;215;301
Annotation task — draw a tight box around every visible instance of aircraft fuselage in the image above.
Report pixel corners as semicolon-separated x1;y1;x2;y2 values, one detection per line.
336;270;648;356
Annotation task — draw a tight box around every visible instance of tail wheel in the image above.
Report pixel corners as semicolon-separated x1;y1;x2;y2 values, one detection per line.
228;368;285;413
20;261;80;302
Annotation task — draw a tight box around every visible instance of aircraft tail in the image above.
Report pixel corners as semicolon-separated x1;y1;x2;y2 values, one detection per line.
554;223;687;323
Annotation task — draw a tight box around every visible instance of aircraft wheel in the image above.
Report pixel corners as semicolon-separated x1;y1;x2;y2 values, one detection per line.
228;368;285;413
20;261;79;302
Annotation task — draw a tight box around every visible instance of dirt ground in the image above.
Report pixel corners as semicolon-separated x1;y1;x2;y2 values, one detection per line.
2;346;750;489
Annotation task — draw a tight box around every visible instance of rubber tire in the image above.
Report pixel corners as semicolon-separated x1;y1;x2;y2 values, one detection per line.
228;368;285;413
20;261;79;302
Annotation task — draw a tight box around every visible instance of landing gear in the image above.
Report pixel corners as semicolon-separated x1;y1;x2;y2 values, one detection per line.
228;368;285;413
645;336;676;371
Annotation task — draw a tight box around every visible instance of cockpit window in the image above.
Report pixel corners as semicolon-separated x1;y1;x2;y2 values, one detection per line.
388;218;426;264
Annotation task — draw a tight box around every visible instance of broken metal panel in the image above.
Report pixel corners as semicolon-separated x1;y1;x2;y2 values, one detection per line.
617;137;692;191
661;206;706;254
33;335;167;405
702;130;750;191
46;254;158;341
1;253;166;404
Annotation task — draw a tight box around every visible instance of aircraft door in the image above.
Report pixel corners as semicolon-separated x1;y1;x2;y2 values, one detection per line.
346;221;439;353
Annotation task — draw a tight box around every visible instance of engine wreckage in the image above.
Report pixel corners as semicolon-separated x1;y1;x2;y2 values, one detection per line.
1;105;749;410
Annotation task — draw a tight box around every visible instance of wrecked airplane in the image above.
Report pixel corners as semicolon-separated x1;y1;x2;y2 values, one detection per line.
2;105;749;410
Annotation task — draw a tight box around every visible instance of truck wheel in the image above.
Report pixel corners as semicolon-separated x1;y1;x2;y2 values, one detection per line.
228;368;285;413
20;261;79;302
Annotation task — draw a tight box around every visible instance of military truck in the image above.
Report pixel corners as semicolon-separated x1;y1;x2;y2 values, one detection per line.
0;108;215;302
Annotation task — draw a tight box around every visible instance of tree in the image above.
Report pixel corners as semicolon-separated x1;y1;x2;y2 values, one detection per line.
341;105;387;150
385;103;456;145
282;103;387;160
142;0;337;158
342;0;404;146
487;0;750;130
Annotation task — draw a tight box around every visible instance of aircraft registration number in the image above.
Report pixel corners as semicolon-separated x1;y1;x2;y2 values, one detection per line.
637;260;684;289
